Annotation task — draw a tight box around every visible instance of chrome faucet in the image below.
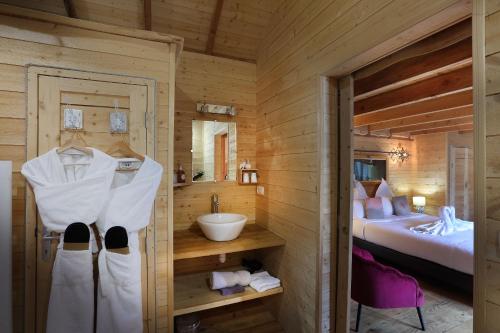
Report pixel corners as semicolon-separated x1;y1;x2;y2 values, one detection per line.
211;193;219;213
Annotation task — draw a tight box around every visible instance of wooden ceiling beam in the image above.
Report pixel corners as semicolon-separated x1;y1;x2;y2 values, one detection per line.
368;104;473;131
183;47;256;64
354;89;472;127
354;37;472;97
390;115;473;134
63;0;76;18
144;0;152;31
206;0;224;55
354;65;472;115
354;18;471;80
410;123;473;136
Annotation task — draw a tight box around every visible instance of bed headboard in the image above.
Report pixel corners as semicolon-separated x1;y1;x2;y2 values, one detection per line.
360;180;381;197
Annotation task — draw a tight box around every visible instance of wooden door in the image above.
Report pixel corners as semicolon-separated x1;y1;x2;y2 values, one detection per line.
449;146;474;220
26;68;156;332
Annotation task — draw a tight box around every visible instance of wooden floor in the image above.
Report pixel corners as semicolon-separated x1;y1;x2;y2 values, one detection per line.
350;280;473;332
182;278;472;333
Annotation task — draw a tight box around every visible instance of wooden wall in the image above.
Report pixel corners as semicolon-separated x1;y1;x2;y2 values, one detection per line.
173;51;256;230
255;0;471;332
354;136;416;198
481;0;500;330
354;133;475;217
0;6;179;332
413;133;449;215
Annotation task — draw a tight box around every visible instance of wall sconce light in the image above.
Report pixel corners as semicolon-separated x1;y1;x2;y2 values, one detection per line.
196;102;236;116
413;196;426;213
354;143;411;163
389;143;410;163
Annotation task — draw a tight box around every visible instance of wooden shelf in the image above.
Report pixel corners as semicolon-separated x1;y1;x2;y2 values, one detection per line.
174;224;285;260
197;301;284;332
174;268;283;316
173;183;190;188
238;168;258;185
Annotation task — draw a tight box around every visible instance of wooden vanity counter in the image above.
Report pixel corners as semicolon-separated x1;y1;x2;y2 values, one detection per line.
174;224;285;260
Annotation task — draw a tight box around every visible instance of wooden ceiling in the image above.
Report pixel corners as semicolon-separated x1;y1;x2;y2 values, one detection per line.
353;18;473;137
0;0;283;63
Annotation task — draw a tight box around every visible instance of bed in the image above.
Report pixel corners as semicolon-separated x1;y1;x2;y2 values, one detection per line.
353;213;474;293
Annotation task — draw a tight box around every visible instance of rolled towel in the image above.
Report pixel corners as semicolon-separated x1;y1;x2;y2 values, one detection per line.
249;271;281;292
210;270;251;290
219;285;245;296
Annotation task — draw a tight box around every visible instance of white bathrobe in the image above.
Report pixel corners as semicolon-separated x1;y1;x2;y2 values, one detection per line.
22;148;117;333
96;156;162;333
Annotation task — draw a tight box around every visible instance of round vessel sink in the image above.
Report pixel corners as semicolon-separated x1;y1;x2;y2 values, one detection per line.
197;213;247;241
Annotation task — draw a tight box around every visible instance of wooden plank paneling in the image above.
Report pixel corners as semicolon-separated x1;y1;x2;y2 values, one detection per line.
0;0;66;15
354;89;473;127
0;6;178;333
72;0;145;29
486;9;500;55
0;91;25;119
354;37;472;97
390;115;473;134
355;65;472;115
354;136;416;198
367;105;473;132
0;64;25;92
410;123;473;136
353;17;472;81
486;301;500;331
174;51;256;231
256;1;471;331
482;8;500;324
413;133;448;215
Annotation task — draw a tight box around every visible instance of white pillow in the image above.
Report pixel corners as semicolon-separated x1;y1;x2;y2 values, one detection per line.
381;197;393;217
353;180;368;200
353;199;365;218
375;178;394;198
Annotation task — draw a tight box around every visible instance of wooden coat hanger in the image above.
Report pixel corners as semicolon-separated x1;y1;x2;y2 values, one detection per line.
106;140;144;161
57;131;93;156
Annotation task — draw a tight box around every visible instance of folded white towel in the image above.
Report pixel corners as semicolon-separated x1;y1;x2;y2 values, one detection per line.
410;206;473;236
210;270;251;290
249;271;281;292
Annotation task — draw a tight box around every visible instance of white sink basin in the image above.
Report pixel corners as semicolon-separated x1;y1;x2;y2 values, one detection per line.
197;213;247;241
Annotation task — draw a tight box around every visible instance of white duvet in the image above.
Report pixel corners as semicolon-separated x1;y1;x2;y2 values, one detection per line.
353;213;474;275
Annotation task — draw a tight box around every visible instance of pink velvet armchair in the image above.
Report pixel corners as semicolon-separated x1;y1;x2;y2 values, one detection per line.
351;245;426;331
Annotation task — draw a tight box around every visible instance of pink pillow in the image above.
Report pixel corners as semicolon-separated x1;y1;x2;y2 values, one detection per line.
365;197;384;219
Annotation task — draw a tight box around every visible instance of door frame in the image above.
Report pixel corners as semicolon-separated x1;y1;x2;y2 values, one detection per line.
448;145;474;220
319;4;481;332
24;66;158;332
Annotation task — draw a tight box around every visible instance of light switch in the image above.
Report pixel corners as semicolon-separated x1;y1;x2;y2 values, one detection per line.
257;186;265;196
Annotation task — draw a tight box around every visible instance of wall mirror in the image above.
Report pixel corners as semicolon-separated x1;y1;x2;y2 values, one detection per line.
354;158;387;181
192;120;237;182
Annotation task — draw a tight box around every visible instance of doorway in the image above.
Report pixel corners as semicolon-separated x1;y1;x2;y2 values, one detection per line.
325;10;481;333
25;66;157;332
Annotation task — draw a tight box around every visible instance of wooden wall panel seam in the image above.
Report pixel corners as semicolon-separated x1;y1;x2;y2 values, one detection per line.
474;0;487;331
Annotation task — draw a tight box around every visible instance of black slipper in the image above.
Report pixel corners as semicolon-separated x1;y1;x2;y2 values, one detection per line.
63;222;90;250
105;226;129;253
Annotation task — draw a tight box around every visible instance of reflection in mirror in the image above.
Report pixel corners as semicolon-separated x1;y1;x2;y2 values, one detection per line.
354;158;387;181
192;120;237;182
